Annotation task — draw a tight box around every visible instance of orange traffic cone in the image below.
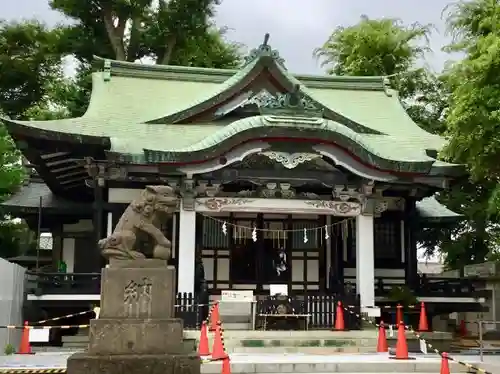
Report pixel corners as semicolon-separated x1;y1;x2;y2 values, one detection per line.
211;322;228;360
210;302;220;332
440;352;450;374
334;301;345;331
198;321;211;356
17;321;33;355
377;321;388;353
390;322;414;360
221;356;231;374
418;302;429;332
396;304;403;325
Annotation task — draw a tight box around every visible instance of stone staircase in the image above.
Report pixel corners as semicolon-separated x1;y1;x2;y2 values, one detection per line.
218;300;252;330
200;354;478;373
61;329;89;350
185;330;379;354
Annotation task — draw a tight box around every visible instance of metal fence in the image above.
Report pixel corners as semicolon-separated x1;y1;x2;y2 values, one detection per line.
0;259;26;349
175;292;208;329
256;293;361;330
175;292;361;330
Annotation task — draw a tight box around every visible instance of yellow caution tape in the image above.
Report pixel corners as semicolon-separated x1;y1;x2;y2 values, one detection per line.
0;325;90;330
342;305;493;374
0;369;66;373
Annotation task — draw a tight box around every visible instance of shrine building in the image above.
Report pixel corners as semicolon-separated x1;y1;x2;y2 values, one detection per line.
2;36;480;318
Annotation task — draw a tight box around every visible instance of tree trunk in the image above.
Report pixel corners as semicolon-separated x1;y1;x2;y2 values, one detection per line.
126;18;142;62
101;7;127;61
159;35;177;65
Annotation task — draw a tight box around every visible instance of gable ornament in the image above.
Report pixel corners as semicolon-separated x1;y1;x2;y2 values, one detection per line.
259;151;321;169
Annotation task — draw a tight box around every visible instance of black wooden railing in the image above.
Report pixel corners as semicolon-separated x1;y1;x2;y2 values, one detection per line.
26;272;101;295
255;293;361;330
342;275;490;299
176;292;361;330
175;292;208;329
26;272;490;301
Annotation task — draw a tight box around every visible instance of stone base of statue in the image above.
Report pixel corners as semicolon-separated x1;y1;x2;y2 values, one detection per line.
67;259;200;374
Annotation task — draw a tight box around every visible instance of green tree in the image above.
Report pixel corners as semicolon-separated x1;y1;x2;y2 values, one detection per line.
48;0;242;118
313;16;444;132
0;21;68;257
0;20;65;119
443;0;500;209
314;16;431;77
0;21;51;196
431;0;500;267
313;15;494;268
0;220;36;259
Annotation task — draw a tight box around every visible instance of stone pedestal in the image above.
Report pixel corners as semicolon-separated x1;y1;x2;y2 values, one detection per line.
67;259;200;374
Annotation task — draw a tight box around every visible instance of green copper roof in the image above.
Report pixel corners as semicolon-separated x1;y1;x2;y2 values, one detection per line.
416;196;462;222
1;181;91;214
1;37;463;177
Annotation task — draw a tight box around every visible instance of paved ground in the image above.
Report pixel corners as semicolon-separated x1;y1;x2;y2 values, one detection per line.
0;352;491;368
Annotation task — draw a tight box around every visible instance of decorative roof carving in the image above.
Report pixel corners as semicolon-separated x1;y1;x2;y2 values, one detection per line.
304;200;362;216
248;85;323;118
259;183;296;199
242;33;286;68
196;198;253;211
259;151;321;169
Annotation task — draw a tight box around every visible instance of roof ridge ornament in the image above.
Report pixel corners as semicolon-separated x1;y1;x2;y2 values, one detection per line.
248;84;324;118
103;59;111;82
242;33;286;69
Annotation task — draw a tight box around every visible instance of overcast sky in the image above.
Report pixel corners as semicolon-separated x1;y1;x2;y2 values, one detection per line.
2;0;458;75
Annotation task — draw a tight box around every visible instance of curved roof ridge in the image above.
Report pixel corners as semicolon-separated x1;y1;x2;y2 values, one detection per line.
91;57;388;90
139;115;437;174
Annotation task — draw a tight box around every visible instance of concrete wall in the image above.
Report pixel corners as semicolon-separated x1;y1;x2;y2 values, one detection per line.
0;258;25;351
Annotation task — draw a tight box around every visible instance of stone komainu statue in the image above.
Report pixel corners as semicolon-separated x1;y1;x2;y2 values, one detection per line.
99;185;178;261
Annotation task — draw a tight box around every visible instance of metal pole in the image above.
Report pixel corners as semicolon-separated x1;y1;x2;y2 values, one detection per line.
35;196;42;271
479;320;484;362
252;300;256;330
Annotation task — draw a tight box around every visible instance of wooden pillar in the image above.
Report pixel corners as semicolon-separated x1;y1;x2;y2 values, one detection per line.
319;215;327;292
405;198;418;288
51;223;63;269
330;220;344;292
256;213;264;293
286;215;293;295
228;213;234;289
93;179;105;270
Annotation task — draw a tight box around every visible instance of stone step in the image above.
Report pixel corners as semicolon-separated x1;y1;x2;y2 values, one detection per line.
229;346;374;354
200;358;474;373
62;335;89;343
32;346;81;353
185;329;379;340
63;343;88;349
225;338;377;348
223;322;252;330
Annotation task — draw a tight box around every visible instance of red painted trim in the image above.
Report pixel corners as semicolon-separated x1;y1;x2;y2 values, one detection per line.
148;136;427;177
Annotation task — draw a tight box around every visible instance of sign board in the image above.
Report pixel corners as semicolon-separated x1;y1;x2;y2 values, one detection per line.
269;284;288;296
464;262;496;277
29;329;50;343
419;339;428;354
221;290;253;302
